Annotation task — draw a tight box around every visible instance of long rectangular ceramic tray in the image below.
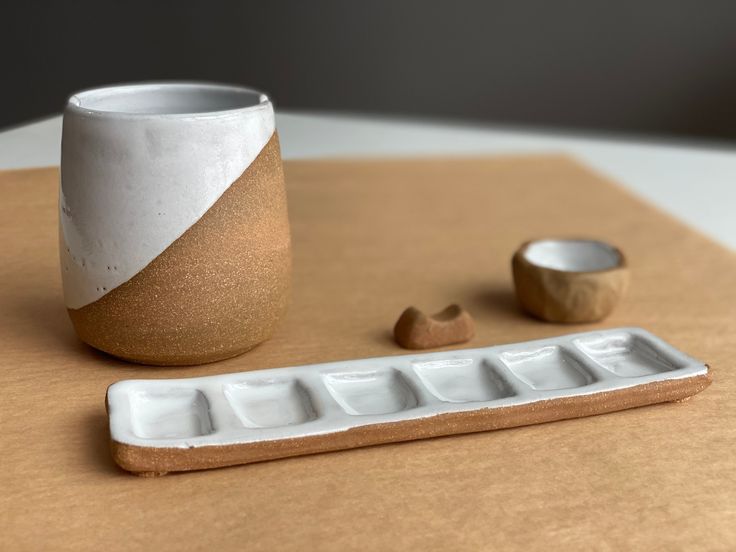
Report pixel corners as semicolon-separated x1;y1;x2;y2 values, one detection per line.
106;327;711;475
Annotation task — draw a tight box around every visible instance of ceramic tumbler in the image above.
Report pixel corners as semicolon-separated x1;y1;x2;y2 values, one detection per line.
60;83;291;365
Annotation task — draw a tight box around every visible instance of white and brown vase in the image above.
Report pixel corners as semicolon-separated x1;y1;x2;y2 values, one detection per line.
60;83;290;365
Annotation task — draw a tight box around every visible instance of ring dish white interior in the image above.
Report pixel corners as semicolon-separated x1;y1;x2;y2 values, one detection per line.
107;327;707;450
523;239;623;272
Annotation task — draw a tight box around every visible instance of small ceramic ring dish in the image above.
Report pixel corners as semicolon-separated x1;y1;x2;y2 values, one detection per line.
512;238;629;323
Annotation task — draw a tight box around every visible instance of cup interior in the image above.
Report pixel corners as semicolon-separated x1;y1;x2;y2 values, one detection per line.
68;83;267;116
523;239;623;272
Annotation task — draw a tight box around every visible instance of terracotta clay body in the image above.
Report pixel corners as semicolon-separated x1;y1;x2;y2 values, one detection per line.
393;304;475;349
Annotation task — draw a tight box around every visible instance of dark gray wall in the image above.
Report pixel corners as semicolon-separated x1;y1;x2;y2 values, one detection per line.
3;1;736;140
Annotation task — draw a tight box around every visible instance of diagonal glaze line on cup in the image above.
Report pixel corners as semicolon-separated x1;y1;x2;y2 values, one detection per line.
60;85;275;309
67;134;291;365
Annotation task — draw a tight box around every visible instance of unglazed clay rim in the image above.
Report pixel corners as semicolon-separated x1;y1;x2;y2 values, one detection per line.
66;82;271;120
517;238;627;275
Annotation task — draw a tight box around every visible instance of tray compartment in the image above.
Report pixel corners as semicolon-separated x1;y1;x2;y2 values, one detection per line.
129;388;213;440
499;346;594;391
322;368;418;415
412;358;514;403
573;333;680;377
223;378;317;428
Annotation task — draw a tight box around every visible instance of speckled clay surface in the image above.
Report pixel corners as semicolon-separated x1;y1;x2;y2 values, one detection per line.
513;238;629;322
106;327;710;474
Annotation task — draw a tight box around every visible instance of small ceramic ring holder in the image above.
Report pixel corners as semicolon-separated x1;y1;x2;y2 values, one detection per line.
512;238;629;323
60;83;291;365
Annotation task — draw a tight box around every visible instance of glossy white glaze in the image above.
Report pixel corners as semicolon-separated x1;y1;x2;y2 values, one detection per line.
413;359;512;403
129;388;213;440
322;369;418;416
500;346;593;390
223;379;316;429
574;333;678;377
107;327;707;449
524;239;622;272
60;83;274;309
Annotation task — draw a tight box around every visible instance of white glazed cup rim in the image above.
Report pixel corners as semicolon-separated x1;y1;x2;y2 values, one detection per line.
65;82;271;120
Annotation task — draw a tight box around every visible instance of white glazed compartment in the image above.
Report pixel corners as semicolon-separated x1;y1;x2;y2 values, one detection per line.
499;346;594;390
108;327;708;457
223;379;316;429
574;333;682;377
129;388;214;440
413;359;513;403
322;369;419;416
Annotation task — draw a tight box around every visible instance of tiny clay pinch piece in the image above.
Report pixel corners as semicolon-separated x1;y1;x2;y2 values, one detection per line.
512;238;629;323
393;304;475;349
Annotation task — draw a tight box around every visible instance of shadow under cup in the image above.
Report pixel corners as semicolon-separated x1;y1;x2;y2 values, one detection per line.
60;83;291;365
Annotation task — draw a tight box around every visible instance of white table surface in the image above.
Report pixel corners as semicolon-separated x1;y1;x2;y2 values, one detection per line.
1;111;734;251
